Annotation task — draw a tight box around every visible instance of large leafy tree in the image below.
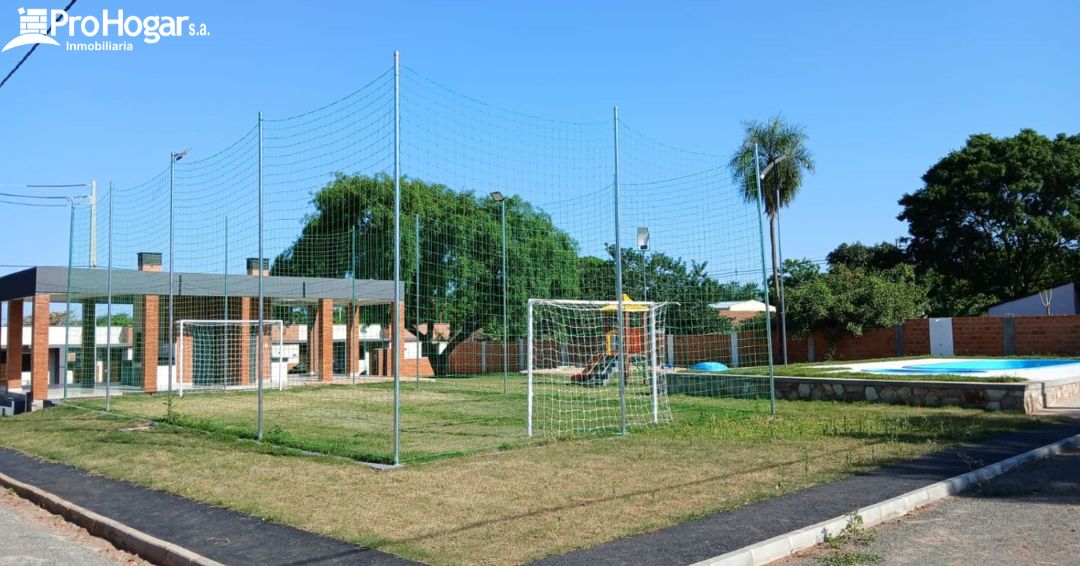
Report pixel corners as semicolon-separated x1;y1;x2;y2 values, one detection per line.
784;260;928;358
728;115;815;326
899;130;1080;314
272;173;580;374
578;245;759;335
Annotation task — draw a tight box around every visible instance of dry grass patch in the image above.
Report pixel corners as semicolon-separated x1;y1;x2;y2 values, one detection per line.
0;394;1047;565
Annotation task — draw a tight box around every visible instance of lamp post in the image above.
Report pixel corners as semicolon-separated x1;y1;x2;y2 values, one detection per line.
760;153;789;366
168;148;189;412
490;191;508;395
637;227;649;301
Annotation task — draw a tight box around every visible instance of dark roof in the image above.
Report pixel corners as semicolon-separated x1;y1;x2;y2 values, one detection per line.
0;266;400;304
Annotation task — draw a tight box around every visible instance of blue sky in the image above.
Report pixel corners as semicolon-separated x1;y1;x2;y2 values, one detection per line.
1;0;1077;275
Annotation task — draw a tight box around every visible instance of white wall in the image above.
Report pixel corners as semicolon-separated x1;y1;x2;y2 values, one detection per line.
988;282;1077;316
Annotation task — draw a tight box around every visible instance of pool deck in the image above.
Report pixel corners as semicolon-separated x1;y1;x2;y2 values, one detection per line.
820;357;1080;382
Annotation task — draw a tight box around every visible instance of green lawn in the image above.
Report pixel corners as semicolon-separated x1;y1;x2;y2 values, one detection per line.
71;375;536;463
0;379;1056;565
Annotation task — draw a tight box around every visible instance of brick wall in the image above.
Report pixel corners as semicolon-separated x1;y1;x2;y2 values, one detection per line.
952;317;1004;356
1013;315;1080;355
903;319;930;357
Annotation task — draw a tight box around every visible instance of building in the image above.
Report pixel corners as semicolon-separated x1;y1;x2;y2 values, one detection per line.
709;299;775;324
0;253;433;411
987;282;1079;317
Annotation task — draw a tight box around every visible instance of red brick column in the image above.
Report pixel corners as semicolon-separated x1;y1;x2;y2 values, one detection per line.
238;297;252;384
315;299;334;382
393;302;406;377
29;295;49;408
6;299;23;391
138;296;160;393
346;304;361;377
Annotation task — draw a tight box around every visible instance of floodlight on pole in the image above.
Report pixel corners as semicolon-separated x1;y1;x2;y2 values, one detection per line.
491;191;508;394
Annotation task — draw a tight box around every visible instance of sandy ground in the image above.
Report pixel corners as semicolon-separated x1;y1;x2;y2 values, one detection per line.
0;487;151;565
781;446;1080;566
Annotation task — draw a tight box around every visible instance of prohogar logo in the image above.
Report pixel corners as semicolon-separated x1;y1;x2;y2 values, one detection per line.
2;7;210;53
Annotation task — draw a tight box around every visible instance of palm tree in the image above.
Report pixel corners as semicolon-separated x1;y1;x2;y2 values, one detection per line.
728;115;815;341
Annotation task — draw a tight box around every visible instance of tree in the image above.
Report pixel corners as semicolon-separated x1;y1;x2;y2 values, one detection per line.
826;241;907;272
272;173;580;375
899;130;1080;314
96;313;134;326
784;261;928;358
728;115;815;330
578;245;759;335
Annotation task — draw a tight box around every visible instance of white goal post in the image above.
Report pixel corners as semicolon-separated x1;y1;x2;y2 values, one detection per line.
177;320;285;396
527;298;671;437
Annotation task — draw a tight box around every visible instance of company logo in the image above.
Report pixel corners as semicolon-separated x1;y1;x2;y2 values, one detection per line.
2;7;209;53
2;8;58;52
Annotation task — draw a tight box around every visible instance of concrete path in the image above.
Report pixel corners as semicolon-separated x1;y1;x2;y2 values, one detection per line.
782;445;1080;565
0;486;145;565
534;421;1080;566
0;448;418;566
1036;391;1080;421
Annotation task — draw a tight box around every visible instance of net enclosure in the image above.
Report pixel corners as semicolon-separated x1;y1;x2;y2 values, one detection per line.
36;52;776;465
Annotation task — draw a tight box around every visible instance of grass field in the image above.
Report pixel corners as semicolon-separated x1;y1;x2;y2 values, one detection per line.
71;375;536;463
0;376;1056;565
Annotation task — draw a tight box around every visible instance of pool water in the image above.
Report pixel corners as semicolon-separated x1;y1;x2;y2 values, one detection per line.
868;359;1080;375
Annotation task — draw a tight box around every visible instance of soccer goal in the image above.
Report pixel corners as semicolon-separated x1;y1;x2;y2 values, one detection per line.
177;320;286;396
527;298;672;437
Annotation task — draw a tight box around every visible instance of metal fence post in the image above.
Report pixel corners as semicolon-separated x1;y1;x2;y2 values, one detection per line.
257;112;265;441
392;51;402;465
105;182;114;411
753;143;777;416
613;105;627;436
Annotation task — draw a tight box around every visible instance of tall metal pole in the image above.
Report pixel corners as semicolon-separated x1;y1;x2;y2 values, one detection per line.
775;180;789;365
415;213;420;391
351;224;356;386
89;179;97;268
500;199;508;396
257;112;265;441
642;249;647;302
223;216;229;385
105;182;114;411
526;299;534;437
392;51;402;465
62;199;75;401
753;143;777;416
167;153;176;416
613;106;627;436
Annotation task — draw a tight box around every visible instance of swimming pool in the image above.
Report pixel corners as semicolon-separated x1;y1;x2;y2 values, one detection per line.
868;360;1080;373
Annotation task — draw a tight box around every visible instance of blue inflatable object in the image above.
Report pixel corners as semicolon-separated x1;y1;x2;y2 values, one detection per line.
691;362;729;372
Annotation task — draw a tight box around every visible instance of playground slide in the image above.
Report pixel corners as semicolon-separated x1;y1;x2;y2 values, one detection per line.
571;354;619;386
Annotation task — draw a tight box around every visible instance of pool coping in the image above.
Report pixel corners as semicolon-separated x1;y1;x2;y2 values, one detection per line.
674;373;1080;413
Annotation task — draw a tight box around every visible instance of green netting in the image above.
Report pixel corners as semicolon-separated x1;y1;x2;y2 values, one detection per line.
62;55;774;465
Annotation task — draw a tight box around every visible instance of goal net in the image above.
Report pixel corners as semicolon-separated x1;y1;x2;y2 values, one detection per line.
527;298;673;437
177;320;286;396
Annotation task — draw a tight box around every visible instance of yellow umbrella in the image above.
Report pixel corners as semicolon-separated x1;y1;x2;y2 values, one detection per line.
600;294;650;313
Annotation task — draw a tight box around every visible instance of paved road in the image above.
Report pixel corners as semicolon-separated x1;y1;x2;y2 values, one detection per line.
785;445;1080;566
0;488;142;565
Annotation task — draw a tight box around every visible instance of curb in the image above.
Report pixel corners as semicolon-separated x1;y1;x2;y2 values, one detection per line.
691;432;1080;566
0;470;227;566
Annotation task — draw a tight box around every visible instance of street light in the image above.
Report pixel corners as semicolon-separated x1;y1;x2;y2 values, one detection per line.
490;191;508;395
167;148;189;409
637;227;649;301
760;153;789;365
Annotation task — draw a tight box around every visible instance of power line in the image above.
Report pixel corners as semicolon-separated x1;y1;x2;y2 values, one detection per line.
0;0;78;92
0;191;73;200
0;198;67;208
